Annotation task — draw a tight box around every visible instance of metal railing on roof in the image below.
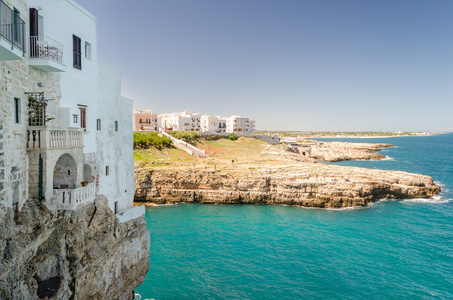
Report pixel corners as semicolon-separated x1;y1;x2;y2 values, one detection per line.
0;0;26;52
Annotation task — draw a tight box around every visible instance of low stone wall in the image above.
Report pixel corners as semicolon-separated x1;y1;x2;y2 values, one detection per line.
200;132;280;145
161;131;205;156
116;205;146;223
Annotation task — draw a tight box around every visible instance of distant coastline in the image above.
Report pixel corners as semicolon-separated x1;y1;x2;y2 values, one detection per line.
256;131;443;139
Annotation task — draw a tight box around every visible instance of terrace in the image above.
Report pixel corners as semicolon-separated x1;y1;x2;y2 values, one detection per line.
0;0;25;61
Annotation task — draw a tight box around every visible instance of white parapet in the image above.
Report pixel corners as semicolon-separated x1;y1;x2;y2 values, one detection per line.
116;205;146;223
50;183;96;211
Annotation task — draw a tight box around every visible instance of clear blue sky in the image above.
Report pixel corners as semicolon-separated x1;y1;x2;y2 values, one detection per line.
76;0;453;132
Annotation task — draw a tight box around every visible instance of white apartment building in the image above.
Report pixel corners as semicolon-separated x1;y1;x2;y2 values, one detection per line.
161;111;201;132
0;0;141;219
200;115;218;133
158;111;255;134
225;115;255;133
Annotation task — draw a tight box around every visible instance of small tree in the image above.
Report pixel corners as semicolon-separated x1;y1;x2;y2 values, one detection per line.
228;133;238;141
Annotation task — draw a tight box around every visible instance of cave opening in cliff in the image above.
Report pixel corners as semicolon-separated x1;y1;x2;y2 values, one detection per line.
36;276;62;299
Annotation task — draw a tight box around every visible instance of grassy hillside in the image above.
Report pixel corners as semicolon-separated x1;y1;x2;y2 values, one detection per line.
134;137;276;170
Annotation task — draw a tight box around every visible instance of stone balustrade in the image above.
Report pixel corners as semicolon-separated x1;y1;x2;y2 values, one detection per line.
52;183;96;210
27;126;84;150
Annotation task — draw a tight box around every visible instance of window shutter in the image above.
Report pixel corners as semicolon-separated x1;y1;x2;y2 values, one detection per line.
73;35;82;69
29;8;38;37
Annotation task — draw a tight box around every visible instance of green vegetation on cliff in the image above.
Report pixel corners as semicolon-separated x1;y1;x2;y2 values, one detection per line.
168;131;201;145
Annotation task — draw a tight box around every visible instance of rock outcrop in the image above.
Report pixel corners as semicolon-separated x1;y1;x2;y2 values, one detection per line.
135;165;440;208
310;142;393;162
0;196;150;300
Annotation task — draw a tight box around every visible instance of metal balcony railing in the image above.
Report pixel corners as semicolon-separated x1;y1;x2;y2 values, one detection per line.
0;0;26;52
29;36;63;63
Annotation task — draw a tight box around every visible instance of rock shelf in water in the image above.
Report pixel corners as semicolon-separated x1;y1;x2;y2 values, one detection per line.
135;164;440;208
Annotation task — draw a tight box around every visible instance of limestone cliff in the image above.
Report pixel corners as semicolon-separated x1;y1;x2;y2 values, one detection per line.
0;196;150;300
135;166;440;208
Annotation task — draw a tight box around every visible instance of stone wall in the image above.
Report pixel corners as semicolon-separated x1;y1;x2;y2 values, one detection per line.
1;50;61;209
1;60;30;210
0;123;4;201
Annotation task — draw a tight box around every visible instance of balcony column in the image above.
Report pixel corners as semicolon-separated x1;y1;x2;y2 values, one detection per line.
41;128;50;149
64;129;69;148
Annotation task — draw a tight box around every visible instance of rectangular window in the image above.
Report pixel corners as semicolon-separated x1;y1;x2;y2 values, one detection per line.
79;107;86;131
96;119;101;131
139;118;142;123
115;121;118;132
73;34;81;69
85;42;92;60
14;98;20;123
106;166;109;176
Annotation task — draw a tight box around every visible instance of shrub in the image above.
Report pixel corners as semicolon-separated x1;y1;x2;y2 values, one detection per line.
228;133;238;141
173;131;201;145
133;132;172;149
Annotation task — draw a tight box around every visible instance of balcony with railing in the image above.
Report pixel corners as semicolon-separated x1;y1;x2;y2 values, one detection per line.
27;126;84;150
26;92;83;150
0;0;25;61
51;183;96;211
29;36;65;72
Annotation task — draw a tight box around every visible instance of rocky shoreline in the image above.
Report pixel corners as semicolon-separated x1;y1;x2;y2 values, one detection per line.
135;164;440;208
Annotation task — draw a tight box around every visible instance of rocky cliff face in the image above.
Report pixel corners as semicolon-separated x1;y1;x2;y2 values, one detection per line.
0;196;150;300
135;166;440;208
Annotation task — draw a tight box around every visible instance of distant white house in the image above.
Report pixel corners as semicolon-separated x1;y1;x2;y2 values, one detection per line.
0;0;139;220
156;111;255;134
161;111;201;132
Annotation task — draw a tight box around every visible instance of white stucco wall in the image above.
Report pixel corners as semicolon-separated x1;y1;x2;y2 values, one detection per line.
96;64;134;214
28;0;99;154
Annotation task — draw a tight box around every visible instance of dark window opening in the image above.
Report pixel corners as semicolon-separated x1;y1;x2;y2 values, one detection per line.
115;121;118;132
73;34;81;69
106;166;109;176
14;98;20;123
97;119;101;131
139;118;142;123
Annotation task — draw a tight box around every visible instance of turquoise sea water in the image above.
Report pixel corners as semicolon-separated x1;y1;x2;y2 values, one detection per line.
136;134;453;299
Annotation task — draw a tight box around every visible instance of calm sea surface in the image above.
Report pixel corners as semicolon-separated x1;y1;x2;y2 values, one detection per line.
136;134;453;299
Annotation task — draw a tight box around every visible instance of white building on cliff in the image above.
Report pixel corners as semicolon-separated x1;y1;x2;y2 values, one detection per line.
0;0;142;221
